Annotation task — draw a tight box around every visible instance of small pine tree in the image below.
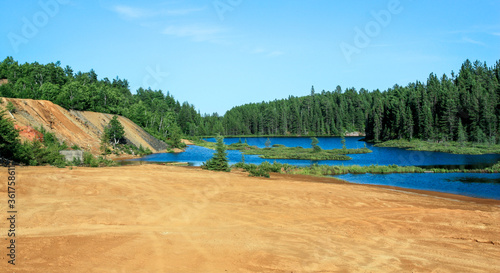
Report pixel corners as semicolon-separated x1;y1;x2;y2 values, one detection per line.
168;123;183;148
340;128;346;150
202;134;230;172
244;138;248;144
476;128;487;144
238;138;242;144
265;137;271;148
311;137;321;152
457;119;467;145
6;101;16;113
100;133;111;158
104;115;125;148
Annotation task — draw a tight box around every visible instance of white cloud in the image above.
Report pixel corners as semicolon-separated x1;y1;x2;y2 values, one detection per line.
162;25;226;42
112;5;204;19
113;5;146;18
462;37;485;46
247;46;284;57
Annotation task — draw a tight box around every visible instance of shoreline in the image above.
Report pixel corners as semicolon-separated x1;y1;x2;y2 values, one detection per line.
109;158;500;201
16;163;500;203
270;172;500;205
7;163;500;205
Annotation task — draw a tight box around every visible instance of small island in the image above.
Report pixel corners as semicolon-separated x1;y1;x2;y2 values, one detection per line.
227;137;372;160
374;139;500;155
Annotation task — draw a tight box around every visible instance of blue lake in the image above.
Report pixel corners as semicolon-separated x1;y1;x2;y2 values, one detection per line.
129;137;500;200
335;173;500;200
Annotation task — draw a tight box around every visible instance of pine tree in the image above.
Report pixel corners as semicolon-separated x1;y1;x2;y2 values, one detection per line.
265;137;271;148
104;115;125;148
202;134;229;172
99;133;111;158
310;137;321;152
457;119;467;145
340;128;346;150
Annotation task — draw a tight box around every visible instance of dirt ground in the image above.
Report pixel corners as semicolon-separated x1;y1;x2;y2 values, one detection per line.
1;165;499;272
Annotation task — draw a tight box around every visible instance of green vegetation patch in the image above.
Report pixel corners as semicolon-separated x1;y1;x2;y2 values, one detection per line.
375;139;500;155
232;161;500;179
190;138;217;150
227;142;258;150
241;146;372;160
201;135;230;172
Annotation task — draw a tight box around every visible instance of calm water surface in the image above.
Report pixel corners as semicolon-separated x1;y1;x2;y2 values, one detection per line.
335;173;500;200
129;137;500;199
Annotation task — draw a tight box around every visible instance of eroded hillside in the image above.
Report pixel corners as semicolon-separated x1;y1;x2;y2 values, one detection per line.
1;97;167;154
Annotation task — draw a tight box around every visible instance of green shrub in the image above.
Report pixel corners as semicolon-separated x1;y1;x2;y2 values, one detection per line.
201;134;230;172
83;152;94;165
249;167;270;178
6;101;16;113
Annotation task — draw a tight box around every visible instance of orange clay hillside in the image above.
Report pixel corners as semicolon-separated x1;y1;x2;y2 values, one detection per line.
0;97;167;154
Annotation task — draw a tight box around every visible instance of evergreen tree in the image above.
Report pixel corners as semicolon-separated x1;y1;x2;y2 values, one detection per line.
168;123;183;148
311;137;321;152
457;119;467;145
340;128;346;150
104;115;125;148
202;134;229;172
265;137;271;148
6;101;16;113
100;133;111;158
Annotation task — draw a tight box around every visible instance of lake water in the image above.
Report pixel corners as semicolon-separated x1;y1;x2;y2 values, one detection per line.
129;137;500;200
335;173;500;200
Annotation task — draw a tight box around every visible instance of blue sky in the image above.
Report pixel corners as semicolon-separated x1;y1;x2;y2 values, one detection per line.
1;0;499;115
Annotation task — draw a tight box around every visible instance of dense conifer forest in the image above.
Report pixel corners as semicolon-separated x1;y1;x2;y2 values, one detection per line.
1;57;499;144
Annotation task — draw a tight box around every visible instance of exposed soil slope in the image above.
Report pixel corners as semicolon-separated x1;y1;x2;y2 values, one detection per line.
1;165;499;272
1;97;167;154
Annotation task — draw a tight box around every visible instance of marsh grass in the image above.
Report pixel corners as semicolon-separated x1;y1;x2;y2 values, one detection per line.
376;139;500;155
240;146;372;160
232;161;500;178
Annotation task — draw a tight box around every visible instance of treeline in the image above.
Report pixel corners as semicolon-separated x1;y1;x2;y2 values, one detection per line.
1;57;499;144
222;86;370;135
366;60;500;143
221;60;500;144
0;57;197;147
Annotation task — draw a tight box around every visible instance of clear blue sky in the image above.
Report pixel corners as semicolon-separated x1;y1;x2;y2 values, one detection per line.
1;0;499;115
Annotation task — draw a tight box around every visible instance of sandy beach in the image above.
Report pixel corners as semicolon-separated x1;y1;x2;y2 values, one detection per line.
1;165;499;272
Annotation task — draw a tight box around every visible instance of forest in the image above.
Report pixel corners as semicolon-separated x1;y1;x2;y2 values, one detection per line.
223;60;500;144
1;57;499;145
